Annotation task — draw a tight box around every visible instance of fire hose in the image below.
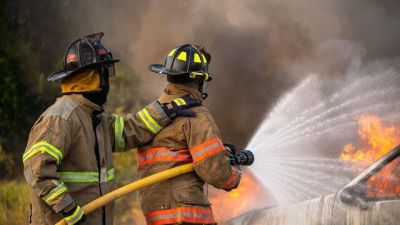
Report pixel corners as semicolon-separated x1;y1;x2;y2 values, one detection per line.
55;149;254;225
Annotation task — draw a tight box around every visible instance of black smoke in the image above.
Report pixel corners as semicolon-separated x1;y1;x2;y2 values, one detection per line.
7;0;400;148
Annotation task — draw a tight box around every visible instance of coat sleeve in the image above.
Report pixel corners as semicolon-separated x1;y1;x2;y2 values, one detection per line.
23;116;75;213
111;101;171;152
184;108;241;191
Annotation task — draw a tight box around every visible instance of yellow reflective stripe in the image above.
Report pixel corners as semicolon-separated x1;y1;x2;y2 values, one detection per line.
173;98;186;106
137;108;162;134
177;52;187;61
189;72;205;79
113;114;125;152
60;171;98;183
64;205;84;225
193;53;201;63
59;168;115;183
202;54;207;63
23;141;63;165
189;72;210;81
178;98;186;106
43;183;67;204
168;48;177;57
107;168;115;180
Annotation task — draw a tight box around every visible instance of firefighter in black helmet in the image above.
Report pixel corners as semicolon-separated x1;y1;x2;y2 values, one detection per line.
23;35;201;225
47;32;118;105
149;44;213;99
139;45;241;225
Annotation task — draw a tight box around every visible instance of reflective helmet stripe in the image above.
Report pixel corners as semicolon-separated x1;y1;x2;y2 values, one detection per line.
193;53;201;63
168;48;177;57
201;53;208;63
176;51;187;61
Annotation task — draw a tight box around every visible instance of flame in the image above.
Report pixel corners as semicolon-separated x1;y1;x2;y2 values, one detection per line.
208;169;268;224
339;114;400;198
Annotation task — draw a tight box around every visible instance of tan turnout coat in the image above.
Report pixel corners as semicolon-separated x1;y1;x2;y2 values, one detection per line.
138;83;241;225
23;94;171;225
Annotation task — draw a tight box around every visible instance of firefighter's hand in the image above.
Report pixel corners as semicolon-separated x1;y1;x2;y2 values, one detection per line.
62;204;87;225
161;94;202;118
224;143;237;165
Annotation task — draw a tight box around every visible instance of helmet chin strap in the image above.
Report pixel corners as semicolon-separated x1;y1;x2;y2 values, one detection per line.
196;79;208;100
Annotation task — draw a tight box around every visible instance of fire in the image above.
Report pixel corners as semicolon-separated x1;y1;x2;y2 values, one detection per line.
339;114;400;198
208;169;268;224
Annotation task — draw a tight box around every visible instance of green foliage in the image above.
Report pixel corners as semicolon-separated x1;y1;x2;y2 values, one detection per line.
0;145;14;174
0;0;60;176
0;0;145;223
0;180;29;225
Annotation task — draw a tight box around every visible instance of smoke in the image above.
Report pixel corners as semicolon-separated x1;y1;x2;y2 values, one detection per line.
12;0;400;148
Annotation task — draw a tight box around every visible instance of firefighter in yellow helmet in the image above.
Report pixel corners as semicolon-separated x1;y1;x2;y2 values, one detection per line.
23;33;201;225
138;44;242;225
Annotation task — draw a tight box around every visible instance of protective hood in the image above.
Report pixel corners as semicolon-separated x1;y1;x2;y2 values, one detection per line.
61;70;101;94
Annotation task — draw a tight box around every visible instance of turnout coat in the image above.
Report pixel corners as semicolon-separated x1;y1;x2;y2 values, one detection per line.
23;94;171;225
138;83;241;225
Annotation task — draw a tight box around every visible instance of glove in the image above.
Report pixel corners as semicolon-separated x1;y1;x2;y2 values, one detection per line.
61;204;86;225
161;94;202;118
224;143;238;166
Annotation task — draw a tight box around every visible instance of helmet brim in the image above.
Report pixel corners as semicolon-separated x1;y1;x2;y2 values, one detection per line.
48;59;119;81
149;64;189;76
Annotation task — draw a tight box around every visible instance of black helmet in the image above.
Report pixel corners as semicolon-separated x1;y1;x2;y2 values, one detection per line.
149;44;213;83
47;32;119;81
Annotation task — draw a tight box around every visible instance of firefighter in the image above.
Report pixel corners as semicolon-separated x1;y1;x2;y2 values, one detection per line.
23;33;201;225
138;44;242;225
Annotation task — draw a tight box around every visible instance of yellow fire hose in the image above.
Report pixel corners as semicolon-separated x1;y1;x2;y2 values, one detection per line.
55;164;194;225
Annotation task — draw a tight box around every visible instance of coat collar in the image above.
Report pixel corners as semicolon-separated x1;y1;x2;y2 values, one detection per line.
68;94;103;114
159;82;203;103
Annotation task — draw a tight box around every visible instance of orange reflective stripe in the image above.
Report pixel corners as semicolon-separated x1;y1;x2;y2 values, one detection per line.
146;206;216;225
138;147;192;167
224;166;240;190
190;138;225;163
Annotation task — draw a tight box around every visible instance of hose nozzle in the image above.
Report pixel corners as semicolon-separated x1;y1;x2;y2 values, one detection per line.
230;150;254;166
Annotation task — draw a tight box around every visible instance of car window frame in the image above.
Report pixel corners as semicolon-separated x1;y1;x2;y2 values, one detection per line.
341;145;400;203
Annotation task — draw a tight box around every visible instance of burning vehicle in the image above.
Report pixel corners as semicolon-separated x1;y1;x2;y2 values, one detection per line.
229;115;400;225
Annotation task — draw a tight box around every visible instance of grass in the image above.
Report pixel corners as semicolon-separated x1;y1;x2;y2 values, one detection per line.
0;180;29;225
